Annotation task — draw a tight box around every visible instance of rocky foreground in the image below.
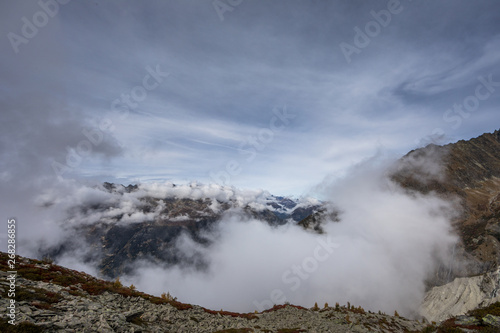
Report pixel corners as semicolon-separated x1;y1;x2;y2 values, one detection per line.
2;253;500;332
0;253;423;333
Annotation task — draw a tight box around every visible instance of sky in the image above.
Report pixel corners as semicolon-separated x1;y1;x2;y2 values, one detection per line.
2;1;497;315
1;0;500;196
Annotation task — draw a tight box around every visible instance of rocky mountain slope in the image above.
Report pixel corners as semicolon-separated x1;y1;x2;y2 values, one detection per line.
393;130;500;278
420;267;500;323
300;129;500;284
297;129;500;323
0;252;428;332
4;252;500;332
394;130;500;321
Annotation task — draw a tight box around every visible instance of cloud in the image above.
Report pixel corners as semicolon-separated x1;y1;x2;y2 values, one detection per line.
117;154;458;317
1;1;499;195
0;113;459;319
0;0;494;318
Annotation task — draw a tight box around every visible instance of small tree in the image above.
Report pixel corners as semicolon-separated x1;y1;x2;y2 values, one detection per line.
394;310;400;317
324;302;329;309
113;277;123;288
129;284;136;291
312;302;319;311
42;256;54;264
161;292;176;301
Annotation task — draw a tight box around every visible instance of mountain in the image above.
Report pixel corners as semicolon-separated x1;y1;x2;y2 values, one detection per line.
36;128;500;324
393;130;500;281
281;129;500;322
44;184;322;278
392;130;500;321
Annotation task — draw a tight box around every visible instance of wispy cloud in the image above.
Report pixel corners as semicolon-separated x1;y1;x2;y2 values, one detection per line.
0;0;498;259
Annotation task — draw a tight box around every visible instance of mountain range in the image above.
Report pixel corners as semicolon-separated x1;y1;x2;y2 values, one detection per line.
47;130;500;285
4;129;500;330
45;184;323;278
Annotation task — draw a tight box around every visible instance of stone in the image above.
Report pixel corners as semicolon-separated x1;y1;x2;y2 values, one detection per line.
455;315;481;326
482;314;500;327
420;269;500;323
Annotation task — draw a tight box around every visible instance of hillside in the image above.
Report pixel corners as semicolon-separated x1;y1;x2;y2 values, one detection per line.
4;252;500;332
393;130;500;282
0;252;428;332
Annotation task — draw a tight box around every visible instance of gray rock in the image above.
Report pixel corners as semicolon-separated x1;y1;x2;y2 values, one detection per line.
420;268;500;323
455;315;481;326
19;305;33;315
483;314;500;327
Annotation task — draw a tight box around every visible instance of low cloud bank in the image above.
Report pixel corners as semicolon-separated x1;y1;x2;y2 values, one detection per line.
120;156;459;317
32;181;318;226
4;147;459;317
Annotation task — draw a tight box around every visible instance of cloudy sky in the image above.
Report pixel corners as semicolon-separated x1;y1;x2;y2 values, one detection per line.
1;0;500;196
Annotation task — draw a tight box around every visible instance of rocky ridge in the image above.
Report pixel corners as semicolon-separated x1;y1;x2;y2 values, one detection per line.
393;129;500;280
392;130;500;322
4;252;500;332
0;252;427;332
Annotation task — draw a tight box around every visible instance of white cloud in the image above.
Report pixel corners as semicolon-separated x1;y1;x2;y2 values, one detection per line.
122;155;458;317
